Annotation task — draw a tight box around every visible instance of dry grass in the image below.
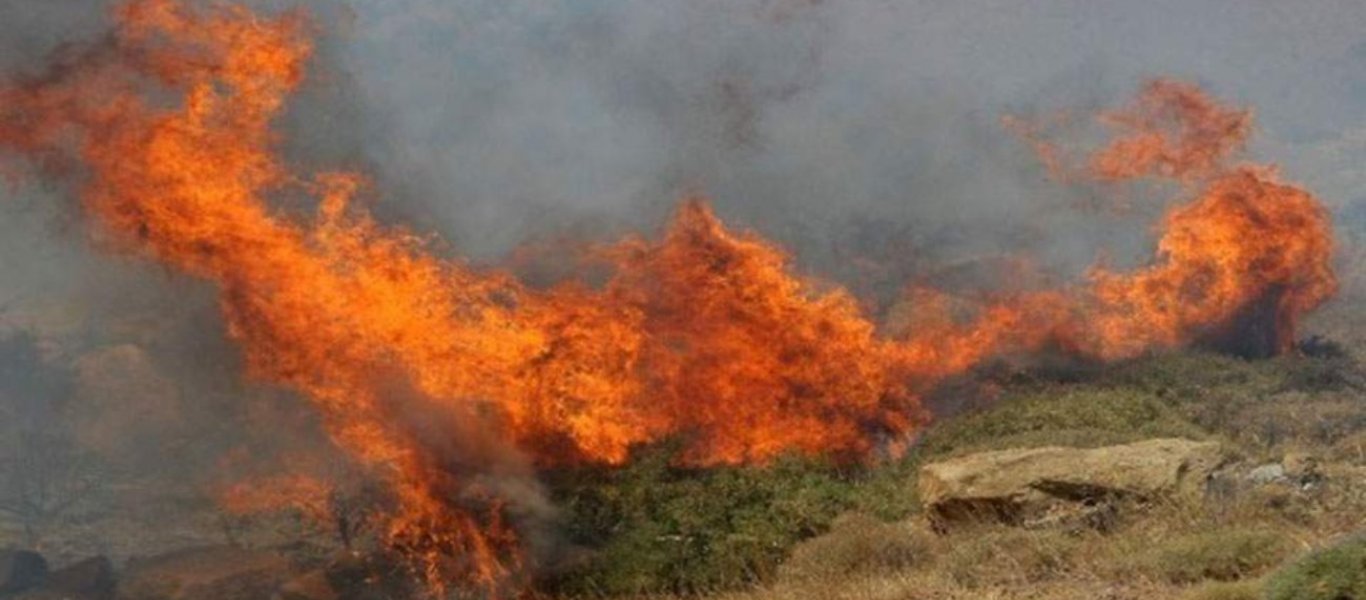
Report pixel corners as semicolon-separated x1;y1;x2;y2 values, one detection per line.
1109;528;1290;583
777;514;933;583
621;450;1366;600
547;349;1366;598
1179;580;1263;600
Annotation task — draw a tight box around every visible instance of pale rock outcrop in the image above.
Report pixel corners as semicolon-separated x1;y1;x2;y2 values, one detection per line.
919;438;1223;529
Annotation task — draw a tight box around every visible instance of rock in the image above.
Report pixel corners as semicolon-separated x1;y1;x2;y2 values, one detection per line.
13;556;115;600
274;570;337;600
1283;452;1325;489
1243;456;1325;490
0;549;49;595
919;438;1222;528
1022;498;1121;533
1247;463;1287;485
118;546;295;600
1282;452;1314;475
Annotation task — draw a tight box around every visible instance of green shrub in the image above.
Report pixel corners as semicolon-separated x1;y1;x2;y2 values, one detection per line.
777;513;933;582
1096;351;1366;450
1099;351;1284;398
1264;535;1366;600
842;455;923;521
545;446;919;595
1271;354;1364;394
916;387;1207;460
1123;528;1290;584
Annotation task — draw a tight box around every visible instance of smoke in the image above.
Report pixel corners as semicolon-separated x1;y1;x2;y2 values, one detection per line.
0;0;388;564
341;0;1077;278
332;0;1366;291
0;0;1359;584
7;0;1366;335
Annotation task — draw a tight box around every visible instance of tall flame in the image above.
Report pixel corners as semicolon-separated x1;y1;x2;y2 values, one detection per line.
1063;80;1335;358
0;1;1336;594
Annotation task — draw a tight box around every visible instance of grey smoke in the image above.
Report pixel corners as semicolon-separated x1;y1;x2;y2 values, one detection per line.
8;0;1366;321
334;0;1366;282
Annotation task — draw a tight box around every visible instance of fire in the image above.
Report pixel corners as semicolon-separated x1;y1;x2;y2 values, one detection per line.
0;1;1337;595
0;0;526;588
1000;81;1335;359
1085;167;1337;358
1089;79;1253;182
1055;81;1335;359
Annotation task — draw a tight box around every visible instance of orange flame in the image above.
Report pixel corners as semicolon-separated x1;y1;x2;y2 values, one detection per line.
1062;81;1335;358
1089;80;1253;182
0;1;1337;594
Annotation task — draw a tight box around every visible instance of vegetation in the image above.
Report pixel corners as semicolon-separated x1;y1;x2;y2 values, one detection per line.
939;526;1080;586
544;447;919;595
776;513;932;583
915;386;1208;459
1116;528;1291;583
0;330;104;546
1099;351;1366;454
1264;535;1366;600
541;347;1366;599
1180;580;1263;600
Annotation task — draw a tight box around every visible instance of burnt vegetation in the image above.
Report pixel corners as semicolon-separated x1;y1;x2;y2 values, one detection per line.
0;331;105;548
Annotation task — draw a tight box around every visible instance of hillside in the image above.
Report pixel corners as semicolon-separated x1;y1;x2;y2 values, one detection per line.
536;347;1366;600
5;342;1365;599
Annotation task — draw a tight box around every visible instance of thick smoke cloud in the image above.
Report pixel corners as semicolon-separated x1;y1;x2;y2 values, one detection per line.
334;0;1366;293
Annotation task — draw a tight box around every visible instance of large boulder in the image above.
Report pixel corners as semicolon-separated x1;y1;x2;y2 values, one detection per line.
117;546;295;600
0;549;49;595
919;438;1223;528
